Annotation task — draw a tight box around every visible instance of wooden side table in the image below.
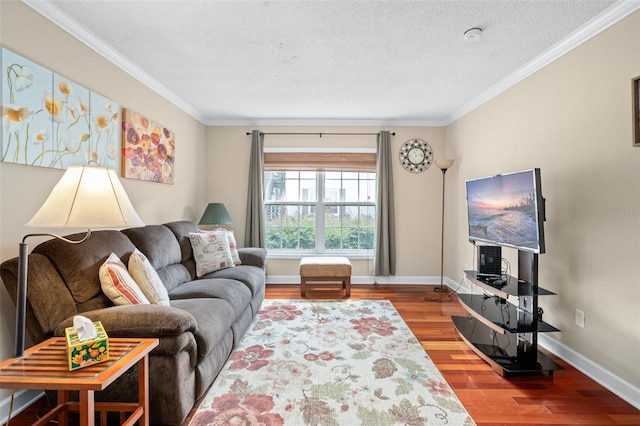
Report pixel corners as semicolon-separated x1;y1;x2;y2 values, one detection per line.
0;337;158;426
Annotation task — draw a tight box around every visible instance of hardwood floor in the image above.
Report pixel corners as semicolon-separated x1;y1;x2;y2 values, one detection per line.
5;284;639;425
266;284;640;426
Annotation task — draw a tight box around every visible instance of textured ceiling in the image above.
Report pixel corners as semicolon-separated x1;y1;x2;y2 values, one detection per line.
26;0;631;125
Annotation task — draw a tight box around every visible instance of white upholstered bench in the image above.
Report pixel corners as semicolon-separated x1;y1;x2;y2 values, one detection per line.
299;257;352;297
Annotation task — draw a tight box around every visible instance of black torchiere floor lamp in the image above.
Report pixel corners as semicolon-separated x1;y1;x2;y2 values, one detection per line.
428;159;454;299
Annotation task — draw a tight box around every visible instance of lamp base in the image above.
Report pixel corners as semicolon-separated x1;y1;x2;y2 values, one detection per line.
425;284;454;302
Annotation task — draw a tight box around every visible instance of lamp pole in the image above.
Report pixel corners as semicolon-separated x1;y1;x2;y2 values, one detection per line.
14;233;91;358
14;241;28;357
434;166;450;293
425;159;453;298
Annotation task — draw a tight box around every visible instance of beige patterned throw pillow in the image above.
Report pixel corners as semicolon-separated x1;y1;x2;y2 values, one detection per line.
100;253;150;305
128;249;170;306
189;230;235;277
227;230;241;266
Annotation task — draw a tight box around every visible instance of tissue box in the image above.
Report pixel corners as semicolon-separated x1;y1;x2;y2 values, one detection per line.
64;321;109;371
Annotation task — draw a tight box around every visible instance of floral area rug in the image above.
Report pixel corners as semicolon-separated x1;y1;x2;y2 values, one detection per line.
190;299;475;425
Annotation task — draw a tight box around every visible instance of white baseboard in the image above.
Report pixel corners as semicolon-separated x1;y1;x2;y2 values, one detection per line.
0;390;43;425
538;334;640;410
266;274;461;287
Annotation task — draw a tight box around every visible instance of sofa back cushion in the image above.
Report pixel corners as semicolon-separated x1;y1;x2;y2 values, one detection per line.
0;253;78;341
163;221;197;262
164;221;199;279
33;230;137;304
121;225;191;292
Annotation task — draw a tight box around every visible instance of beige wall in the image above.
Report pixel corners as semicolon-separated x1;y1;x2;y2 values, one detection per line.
206;126;447;278
447;11;640;387
0;0;207;401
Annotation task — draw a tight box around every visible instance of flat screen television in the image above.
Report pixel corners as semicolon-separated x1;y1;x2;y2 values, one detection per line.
466;168;545;254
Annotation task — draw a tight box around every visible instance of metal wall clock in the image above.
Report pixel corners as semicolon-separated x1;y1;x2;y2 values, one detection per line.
399;139;433;173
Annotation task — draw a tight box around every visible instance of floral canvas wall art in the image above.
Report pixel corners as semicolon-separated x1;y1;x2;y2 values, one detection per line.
1;48;120;169
2;48;52;167
88;90;119;169
122;108;175;184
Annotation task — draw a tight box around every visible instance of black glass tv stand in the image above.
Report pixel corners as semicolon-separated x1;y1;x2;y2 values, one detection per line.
452;250;563;376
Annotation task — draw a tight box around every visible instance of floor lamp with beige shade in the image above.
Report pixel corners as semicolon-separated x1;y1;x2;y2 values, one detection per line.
13;165;144;358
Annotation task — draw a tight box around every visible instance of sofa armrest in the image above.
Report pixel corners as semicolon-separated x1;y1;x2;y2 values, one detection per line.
238;247;267;269
54;305;197;338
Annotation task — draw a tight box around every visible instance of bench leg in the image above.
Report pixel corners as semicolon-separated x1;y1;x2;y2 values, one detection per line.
300;276;351;297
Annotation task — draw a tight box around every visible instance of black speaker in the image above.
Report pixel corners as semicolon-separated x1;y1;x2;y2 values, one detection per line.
478;246;501;276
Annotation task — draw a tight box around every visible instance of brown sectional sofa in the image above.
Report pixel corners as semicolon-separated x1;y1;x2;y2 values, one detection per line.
0;220;267;425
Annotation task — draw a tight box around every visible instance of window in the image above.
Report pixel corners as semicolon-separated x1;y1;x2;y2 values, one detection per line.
264;152;376;254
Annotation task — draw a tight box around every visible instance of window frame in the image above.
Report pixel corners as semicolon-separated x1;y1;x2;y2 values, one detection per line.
264;168;376;258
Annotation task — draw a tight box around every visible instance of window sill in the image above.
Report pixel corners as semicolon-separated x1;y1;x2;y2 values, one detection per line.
266;250;374;260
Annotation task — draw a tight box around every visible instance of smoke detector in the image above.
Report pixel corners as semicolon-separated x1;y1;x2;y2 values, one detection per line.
464;27;483;41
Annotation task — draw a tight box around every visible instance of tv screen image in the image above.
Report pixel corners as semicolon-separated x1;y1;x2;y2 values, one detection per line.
466;169;545;253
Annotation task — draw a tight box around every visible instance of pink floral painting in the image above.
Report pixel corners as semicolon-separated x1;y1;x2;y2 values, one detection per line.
121;108;175;184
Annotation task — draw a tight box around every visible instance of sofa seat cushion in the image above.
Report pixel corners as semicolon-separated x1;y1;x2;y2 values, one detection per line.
170;298;235;362
203;265;265;296
168;279;251;319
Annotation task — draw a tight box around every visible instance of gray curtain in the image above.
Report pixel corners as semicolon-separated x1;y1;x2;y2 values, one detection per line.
374;130;396;275
244;130;265;248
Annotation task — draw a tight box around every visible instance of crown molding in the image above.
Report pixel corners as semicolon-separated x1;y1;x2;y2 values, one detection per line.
203;117;448;127
447;0;640;125
22;0;207;124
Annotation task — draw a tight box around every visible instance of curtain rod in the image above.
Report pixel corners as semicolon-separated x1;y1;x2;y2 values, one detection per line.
246;132;395;137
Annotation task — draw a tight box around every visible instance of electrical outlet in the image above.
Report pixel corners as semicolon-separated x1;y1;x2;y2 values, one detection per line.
575;309;585;328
